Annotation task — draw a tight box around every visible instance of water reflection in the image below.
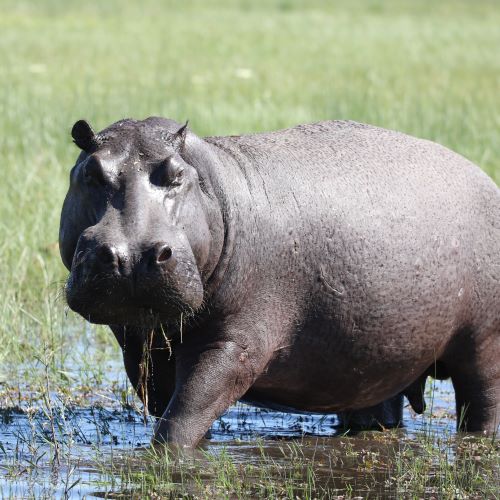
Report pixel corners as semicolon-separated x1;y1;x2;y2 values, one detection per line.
0;380;459;498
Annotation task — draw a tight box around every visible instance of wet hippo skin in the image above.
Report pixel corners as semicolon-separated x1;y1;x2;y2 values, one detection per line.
59;118;500;447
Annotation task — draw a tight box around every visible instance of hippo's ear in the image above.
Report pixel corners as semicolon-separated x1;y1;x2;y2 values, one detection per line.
71;120;98;151
171;121;189;153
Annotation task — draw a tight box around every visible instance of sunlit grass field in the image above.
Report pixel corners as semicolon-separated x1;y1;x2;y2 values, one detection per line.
0;0;498;497
0;0;499;367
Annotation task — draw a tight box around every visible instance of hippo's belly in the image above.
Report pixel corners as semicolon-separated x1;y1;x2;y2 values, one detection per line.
245;282;462;412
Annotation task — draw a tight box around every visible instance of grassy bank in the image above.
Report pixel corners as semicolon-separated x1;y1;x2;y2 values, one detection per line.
0;0;499;369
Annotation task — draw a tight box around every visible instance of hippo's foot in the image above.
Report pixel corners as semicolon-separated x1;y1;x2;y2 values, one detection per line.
337;394;404;433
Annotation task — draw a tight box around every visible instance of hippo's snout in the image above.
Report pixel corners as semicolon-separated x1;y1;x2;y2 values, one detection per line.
66;232;204;326
91;241;173;276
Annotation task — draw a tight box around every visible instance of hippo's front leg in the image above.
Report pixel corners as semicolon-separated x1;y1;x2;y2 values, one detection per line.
154;334;269;448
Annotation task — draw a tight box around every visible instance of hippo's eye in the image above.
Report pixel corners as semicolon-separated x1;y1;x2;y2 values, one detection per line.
153;158;184;189
82;157;106;187
169;167;184;186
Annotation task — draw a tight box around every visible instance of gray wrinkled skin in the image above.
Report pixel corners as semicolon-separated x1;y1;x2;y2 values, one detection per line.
60;118;500;447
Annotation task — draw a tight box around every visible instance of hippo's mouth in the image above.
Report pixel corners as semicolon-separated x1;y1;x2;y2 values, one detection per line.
66;294;199;326
79;306;180;327
65;272;204;326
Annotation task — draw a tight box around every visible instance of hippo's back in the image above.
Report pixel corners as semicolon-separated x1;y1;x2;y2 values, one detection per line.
206;120;499;261
207;120;495;201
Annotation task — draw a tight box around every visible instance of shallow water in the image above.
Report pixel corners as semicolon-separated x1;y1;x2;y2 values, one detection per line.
0;373;459;498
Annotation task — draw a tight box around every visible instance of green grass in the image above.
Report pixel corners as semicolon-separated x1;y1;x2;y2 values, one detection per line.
0;0;499;362
0;0;498;497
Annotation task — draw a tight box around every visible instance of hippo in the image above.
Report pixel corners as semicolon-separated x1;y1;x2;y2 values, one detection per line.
59;117;500;447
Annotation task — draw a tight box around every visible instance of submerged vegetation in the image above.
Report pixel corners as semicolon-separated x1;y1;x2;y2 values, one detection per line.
0;0;498;497
1;381;498;497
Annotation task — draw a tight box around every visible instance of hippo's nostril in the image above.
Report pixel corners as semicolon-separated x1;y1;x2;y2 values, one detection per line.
96;244;118;268
156;245;172;264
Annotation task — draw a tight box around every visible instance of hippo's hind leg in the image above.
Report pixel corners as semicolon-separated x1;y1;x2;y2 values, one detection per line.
445;326;500;433
337;394;403;432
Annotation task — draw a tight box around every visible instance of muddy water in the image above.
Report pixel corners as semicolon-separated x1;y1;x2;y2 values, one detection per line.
0;369;458;499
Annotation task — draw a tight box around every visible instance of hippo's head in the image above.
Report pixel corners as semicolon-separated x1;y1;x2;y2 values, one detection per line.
59;117;224;326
